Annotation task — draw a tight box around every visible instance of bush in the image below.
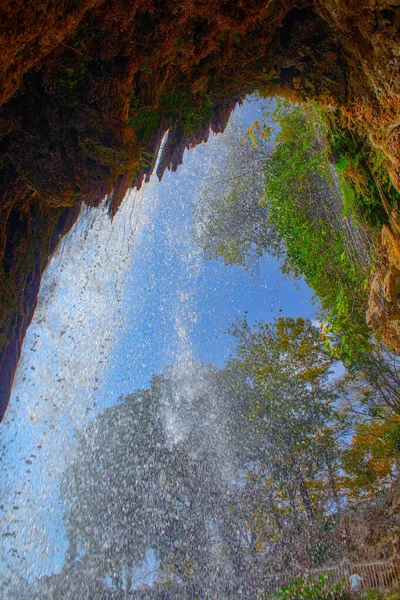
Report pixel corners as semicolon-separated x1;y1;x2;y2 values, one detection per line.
263;573;349;600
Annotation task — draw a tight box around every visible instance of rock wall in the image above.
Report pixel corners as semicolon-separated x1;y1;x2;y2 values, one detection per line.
1;0;400;418
367;224;400;353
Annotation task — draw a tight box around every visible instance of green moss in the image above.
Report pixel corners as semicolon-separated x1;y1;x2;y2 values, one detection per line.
81;139;125;167
326;115;400;228
128;89;214;145
159;90;213;133
138;59;153;74
128;108;161;144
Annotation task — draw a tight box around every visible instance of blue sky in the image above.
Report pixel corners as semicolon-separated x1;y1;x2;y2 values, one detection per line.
0;98;316;584
106;99;316;401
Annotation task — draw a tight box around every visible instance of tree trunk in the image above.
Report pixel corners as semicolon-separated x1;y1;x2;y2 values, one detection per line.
288;485;298;525
267;493;283;531
298;474;315;520
326;459;341;513
124;564;133;600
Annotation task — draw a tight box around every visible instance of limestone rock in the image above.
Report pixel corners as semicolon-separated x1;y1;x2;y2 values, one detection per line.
383;265;400;303
382;225;400;271
367;263;400;354
366;273;386;330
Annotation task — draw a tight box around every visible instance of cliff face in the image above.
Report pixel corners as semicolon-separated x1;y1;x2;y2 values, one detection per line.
367;225;400;354
1;0;400;418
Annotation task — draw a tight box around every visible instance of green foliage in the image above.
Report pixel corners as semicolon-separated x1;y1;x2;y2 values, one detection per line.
326;116;400;228
327;341;400;501
129;90;213;147
389;421;400;452
231;315;335;385
61;365;258;591
337;414;400;500
229;316;345;530
264;103;373;361
196;99;375;360
138;149;154;169
266;573;349;600
364;591;400;600
56;319;400;593
128;108;161;144
160;89;213;133
139;58;153;74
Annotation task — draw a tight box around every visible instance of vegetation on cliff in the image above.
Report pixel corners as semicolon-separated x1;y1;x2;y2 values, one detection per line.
263;103;376;361
196;101;377;361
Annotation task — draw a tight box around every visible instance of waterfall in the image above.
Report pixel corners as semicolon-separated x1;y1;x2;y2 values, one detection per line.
0;177;161;584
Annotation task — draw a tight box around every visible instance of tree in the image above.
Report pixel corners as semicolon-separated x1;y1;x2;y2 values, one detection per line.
61;364;258;596
332;341;400;502
58;322;400;595
195;99;374;359
261;103;373;360
193;110;282;269
62;385;172;591
230;315;334;385
340;418;400;501
337;341;400;418
228;317;343;527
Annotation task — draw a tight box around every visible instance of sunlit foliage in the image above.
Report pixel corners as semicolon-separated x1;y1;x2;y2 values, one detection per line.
262;103;373;361
58;318;400;595
269;573;349;600
195;100;375;361
340;418;400;501
16;315;394;598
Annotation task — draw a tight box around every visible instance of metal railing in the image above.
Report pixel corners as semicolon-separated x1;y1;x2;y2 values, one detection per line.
261;559;400;595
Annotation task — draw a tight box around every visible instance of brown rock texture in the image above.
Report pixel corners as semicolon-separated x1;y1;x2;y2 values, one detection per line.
367;224;400;353
1;0;400;417
383;265;400;303
382;225;400;271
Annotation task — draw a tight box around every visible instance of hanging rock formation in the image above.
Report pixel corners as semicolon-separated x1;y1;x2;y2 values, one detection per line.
1;0;400;418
